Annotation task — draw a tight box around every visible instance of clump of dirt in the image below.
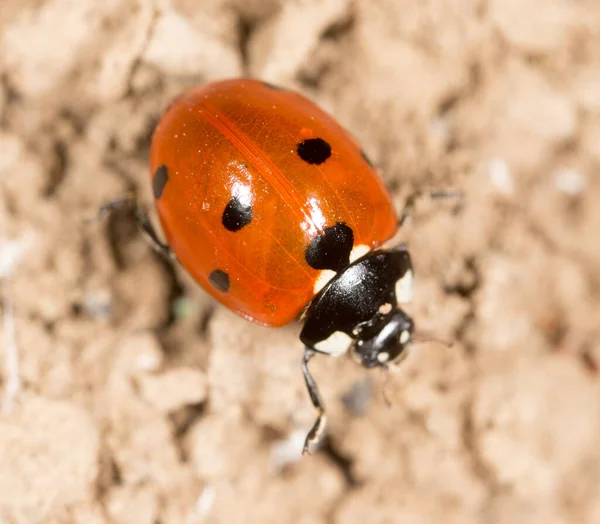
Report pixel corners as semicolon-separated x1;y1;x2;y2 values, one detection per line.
1;0;599;522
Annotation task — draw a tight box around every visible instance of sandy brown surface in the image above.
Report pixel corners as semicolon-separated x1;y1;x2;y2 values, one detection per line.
1;1;599;522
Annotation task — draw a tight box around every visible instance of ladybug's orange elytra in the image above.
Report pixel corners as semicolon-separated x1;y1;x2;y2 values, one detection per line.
150;79;397;327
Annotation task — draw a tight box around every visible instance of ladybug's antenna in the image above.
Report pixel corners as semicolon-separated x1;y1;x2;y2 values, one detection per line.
380;365;393;409
411;334;453;348
378;335;453;409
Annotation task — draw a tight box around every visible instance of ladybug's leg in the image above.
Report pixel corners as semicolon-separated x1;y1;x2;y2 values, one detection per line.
301;348;327;455
133;207;175;261
398;190;463;227
91;195;174;261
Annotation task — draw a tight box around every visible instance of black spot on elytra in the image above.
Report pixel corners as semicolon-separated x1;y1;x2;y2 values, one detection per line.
305;222;354;271
209;270;230;292
153;165;168;199
262;81;286;91
360;149;375;168
222;197;253;232
297;138;331;165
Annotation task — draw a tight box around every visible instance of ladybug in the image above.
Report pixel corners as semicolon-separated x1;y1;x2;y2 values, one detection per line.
147;79;415;453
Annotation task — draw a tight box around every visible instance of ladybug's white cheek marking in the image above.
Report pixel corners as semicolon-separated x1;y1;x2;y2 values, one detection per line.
313;269;336;294
395;269;413;304
350;244;370;263
314;331;353;357
377;352;390;363
399;330;411;344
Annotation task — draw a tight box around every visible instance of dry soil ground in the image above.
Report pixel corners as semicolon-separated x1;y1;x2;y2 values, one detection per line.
1;1;600;523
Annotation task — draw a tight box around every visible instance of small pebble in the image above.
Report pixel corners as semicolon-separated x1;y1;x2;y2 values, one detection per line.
488;158;515;195
553;168;586;196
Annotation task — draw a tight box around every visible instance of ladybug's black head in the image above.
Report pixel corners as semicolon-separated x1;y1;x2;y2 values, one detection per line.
300;245;415;369
350;309;414;369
